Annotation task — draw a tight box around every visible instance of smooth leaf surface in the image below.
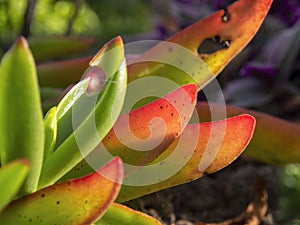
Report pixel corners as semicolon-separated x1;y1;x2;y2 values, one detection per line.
54;78;90;149
117;115;255;202
39;37;127;188
0;157;123;225
43;107;57;160
61;84;197;181
99;84;197;164
0;159;30;212
196;102;300;165
0;37;44;194
28;36;94;62
37;57;91;87
128;0;273;89
95;203;162;225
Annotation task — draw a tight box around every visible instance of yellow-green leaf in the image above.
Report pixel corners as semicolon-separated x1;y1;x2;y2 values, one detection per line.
38;37;127;188
0;159;30;212
0;37;44;194
95;203;162;225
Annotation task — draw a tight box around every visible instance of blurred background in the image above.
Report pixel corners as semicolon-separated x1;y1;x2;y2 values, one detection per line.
0;0;299;224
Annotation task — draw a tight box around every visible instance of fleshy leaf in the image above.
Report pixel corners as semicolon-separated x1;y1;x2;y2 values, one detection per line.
0;159;30;212
61;84;197;181
0;157;123;225
95;203;162;225
128;0;273;88
39;37;127;188
117;115;255;202
196;102;300;165
37;57;91;87
0;37;44;194
54;78;90;149
43;107;57;160
28;36;94;62
100;84;197;164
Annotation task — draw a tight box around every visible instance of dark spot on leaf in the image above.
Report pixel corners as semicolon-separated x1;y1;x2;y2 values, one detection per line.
222;40;231;48
198;36;231;54
160;106;163;109
198;38;226;54
222;7;230;22
212;35;221;43
171;113;174;116
41;194;45;198
56;201;60;205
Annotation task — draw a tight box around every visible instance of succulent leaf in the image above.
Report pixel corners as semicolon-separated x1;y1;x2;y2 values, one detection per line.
43;107;57;160
60;84;197;181
0;159;30;212
0;158;123;225
95;203;162;225
128;0;273;89
196;102;300;165
0;37;44;194
117;115;256;202
39;37;127;188
54;78;90;149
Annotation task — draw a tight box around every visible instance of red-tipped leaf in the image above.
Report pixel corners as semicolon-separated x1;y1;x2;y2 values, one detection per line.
117;115;255;202
0;158;123;225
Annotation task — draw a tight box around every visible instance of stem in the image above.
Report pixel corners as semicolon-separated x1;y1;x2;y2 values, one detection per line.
66;0;84;35
21;0;37;38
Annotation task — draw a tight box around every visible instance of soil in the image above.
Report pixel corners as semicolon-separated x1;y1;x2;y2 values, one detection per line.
125;156;280;225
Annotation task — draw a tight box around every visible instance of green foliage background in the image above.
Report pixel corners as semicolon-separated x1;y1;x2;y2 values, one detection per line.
0;0;152;51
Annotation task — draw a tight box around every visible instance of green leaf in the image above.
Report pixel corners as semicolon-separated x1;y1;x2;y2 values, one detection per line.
28;36;95;62
0;157;123;225
43;107;57;160
95;203;162;225
55;78;90;149
0;37;44;194
38;37;127;188
0;159;30;212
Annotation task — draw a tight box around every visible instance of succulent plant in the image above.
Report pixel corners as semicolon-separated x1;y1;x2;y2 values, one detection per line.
3;0;298;224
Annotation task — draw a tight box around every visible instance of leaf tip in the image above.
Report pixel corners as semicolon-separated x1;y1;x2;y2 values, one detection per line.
89;36;124;67
182;83;198;103
96;157;124;185
16;36;29;49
